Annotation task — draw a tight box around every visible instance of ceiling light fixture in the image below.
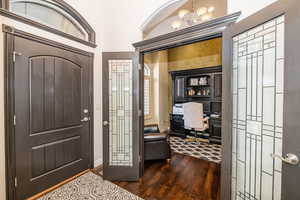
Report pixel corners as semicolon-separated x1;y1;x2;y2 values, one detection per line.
172;1;216;30
196;7;207;16
178;9;190;19
202;13;212;21
208;6;215;13
171;20;182;30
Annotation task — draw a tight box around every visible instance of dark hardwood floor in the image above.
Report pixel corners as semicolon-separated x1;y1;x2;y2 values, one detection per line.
112;153;221;200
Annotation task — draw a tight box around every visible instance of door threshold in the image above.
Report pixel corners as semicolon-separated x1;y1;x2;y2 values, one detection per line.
27;169;91;200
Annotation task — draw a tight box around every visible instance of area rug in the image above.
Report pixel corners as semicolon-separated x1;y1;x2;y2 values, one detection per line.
169;136;222;163
38;171;143;200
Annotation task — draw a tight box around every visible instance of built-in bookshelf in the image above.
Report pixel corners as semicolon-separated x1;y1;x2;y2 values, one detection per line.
170;66;222;144
171;66;222;105
185;74;212;98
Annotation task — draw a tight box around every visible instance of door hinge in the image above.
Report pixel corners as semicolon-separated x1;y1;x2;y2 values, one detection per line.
138;64;142;70
13;115;16;126
13;51;22;62
139;155;141;163
14;177;17;187
138;110;142;117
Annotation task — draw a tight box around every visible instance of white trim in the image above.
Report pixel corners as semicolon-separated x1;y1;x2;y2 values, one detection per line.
94;158;103;168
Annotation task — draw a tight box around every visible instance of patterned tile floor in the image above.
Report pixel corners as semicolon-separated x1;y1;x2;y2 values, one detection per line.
169;136;222;163
38;171;143;200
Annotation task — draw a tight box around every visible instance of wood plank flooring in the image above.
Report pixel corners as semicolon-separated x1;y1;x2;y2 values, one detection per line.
112;153;221;200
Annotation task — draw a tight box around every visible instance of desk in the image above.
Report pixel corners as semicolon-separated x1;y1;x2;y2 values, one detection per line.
170;113;221;144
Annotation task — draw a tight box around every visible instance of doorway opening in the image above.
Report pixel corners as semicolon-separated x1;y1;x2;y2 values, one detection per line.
142;36;223;199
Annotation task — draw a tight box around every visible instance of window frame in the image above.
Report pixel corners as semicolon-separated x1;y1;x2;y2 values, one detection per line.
0;0;96;47
144;65;152;120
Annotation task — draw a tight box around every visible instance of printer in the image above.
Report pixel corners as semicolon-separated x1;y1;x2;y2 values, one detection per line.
173;104;184;115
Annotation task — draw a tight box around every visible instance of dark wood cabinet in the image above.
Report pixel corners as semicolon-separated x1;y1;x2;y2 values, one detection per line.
173;77;185;102
170;66;222;144
209;118;222;144
213;73;222;99
170;114;186;137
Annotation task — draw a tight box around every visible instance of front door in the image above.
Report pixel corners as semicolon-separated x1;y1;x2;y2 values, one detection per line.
102;52;141;181
223;0;300;199
13;35;93;199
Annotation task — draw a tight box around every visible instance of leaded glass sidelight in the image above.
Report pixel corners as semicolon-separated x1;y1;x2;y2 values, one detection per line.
109;60;133;166
231;15;285;200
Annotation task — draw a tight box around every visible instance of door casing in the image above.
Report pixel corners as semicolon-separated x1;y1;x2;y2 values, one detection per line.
3;24;94;200
132;12;241;198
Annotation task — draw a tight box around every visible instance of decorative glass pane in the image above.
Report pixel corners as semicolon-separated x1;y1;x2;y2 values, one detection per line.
109;60;133;166
144;64;151;116
144;65;151;76
231;15;285;200
10;0;87;40
144;78;150;115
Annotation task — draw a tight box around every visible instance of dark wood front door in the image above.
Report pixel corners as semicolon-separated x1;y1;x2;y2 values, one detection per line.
222;0;300;199
13;35;92;199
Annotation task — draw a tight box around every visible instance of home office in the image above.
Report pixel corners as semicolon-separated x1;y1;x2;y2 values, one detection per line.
143;37;222;163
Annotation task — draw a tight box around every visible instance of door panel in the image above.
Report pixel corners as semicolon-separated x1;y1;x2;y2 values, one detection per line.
102;52;140;181
108;59;133;166
231;15;284;200
14;36;92;199
30;57;82;133
223;0;300;199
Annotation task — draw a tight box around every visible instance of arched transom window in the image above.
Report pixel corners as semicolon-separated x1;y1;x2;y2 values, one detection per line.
9;0;94;42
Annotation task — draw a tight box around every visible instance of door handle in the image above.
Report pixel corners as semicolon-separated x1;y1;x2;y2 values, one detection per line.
103;121;109;126
81;117;90;122
270;153;299;165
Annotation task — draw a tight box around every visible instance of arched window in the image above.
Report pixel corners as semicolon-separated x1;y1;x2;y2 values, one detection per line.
144;65;152;117
7;0;95;45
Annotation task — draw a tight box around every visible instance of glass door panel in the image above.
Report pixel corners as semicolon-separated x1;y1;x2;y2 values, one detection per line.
108;60;133;166
231;15;285;200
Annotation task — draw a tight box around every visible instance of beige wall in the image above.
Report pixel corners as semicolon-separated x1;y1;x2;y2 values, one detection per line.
144;51;169;132
168;37;222;71
158;51;170;132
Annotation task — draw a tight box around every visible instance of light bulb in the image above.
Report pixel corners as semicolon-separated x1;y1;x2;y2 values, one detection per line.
202;14;212;21
171;20;182;30
178;9;190;19
208;6;215;13
196;7;207;16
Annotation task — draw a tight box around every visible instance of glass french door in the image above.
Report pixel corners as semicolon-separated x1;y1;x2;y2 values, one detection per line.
223;0;300;199
102;52;140;181
231;15;285;200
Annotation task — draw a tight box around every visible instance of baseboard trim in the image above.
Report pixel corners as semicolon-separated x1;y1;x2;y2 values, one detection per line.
94;158;103;167
27;169;90;200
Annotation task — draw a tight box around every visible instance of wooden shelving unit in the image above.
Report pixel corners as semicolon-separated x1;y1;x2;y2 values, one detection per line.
170;66;222;144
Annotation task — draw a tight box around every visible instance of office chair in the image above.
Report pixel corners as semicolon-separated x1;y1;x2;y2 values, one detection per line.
183;102;209;143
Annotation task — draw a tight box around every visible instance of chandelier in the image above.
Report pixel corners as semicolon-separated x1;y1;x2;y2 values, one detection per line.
171;0;215;30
